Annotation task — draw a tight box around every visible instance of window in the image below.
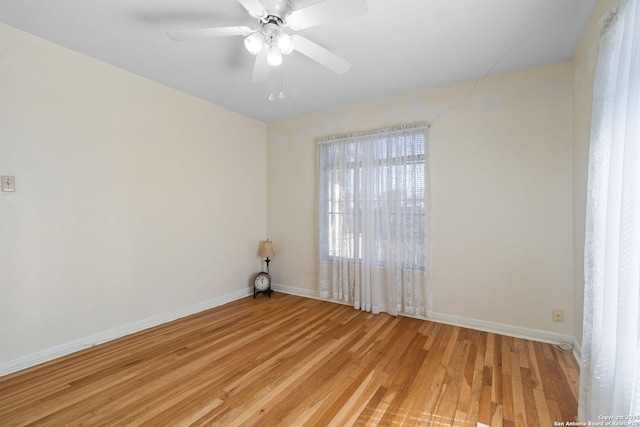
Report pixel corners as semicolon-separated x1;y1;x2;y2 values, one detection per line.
318;124;427;270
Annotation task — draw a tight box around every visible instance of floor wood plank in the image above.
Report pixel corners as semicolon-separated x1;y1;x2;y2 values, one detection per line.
0;293;580;426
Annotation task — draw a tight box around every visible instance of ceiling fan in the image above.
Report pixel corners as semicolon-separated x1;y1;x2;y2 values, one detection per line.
167;0;368;83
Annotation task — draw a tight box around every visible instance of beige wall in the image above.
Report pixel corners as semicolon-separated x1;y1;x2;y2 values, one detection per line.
0;24;266;366
571;0;619;346
0;0;615;368
267;61;575;336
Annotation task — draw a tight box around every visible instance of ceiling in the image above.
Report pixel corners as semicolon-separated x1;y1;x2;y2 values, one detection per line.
0;0;598;123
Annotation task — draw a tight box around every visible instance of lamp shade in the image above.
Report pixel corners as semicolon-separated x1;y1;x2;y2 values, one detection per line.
267;44;283;66
244;32;265;55
276;32;294;55
259;240;275;258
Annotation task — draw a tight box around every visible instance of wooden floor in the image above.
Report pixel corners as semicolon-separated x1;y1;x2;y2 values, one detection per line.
0;293;579;426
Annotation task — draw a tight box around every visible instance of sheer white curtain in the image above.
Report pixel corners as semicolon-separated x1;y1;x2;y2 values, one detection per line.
580;0;640;419
317;123;431;317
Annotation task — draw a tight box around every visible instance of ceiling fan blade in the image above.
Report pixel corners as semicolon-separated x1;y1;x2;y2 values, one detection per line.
167;26;251;41
291;35;351;75
252;49;270;83
237;0;268;19
287;0;368;30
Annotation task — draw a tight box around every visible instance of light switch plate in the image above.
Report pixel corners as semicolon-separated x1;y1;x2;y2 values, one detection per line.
1;176;15;192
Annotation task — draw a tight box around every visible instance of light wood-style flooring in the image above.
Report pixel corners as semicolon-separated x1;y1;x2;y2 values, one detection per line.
0;293;580;426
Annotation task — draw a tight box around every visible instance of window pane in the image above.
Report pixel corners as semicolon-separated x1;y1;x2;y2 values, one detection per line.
319;127;427;269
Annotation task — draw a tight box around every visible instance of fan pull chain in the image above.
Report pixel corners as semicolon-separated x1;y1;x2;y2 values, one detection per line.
269;67;285;102
279;66;285;99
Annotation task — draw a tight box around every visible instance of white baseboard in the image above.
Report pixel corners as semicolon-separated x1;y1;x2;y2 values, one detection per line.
0;287;253;377
427;311;578;349
273;283;581;358
569;336;582;363
272;283;320;299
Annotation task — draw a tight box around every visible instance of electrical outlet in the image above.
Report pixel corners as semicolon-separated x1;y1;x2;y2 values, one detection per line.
552;309;564;323
1;176;15;192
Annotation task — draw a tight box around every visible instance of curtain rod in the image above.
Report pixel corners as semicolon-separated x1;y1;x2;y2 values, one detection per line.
599;6;619;36
316;122;429;145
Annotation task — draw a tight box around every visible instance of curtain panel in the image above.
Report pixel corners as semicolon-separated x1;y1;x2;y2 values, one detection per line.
580;0;640;419
316;123;432;317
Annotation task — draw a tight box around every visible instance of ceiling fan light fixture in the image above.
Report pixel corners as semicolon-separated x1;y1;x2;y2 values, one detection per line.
267;44;283;66
276;32;294;55
168;0;364;83
244;32;265;55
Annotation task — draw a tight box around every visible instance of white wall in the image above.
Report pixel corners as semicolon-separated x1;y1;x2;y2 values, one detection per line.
267;62;575;338
0;23;266;369
571;0;619;347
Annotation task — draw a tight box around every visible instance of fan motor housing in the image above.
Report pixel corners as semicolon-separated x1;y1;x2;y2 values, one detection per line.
259;0;294;20
262;20;281;38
